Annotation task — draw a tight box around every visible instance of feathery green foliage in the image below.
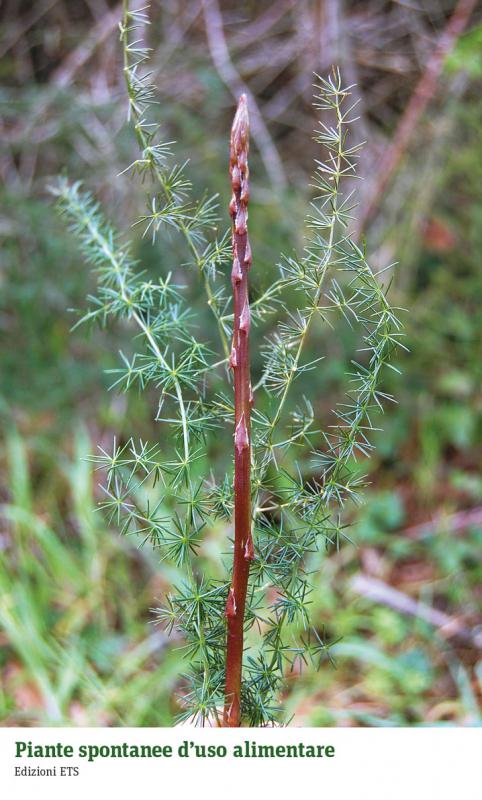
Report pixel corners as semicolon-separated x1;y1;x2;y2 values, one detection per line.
50;2;403;726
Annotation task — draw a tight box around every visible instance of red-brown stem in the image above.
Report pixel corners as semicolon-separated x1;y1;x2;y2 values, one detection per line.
224;94;254;727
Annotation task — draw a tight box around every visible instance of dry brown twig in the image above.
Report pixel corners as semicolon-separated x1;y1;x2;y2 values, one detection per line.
404;507;482;540
2;3;122;149
351;573;482;649
51;4;121;89
0;0;60;59
356;0;478;235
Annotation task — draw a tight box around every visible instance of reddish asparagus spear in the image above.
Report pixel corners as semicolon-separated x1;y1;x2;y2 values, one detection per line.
224;95;254;727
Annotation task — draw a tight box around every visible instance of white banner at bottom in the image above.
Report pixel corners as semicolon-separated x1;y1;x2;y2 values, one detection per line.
0;726;480;799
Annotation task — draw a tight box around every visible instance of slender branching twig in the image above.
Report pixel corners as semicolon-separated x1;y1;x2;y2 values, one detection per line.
120;0;231;359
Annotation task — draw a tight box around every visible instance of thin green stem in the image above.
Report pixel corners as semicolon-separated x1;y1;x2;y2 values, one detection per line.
120;2;230;358
261;94;344;463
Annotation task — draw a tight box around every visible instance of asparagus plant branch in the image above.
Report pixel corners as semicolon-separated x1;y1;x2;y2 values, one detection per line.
120;0;230;359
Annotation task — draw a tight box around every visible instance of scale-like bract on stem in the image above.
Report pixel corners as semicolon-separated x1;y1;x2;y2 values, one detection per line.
51;3;403;727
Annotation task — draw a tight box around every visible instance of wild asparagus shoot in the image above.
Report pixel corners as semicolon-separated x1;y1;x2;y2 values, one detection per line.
224;95;253;728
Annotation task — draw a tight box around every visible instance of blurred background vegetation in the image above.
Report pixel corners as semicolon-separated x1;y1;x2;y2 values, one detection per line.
1;0;482;726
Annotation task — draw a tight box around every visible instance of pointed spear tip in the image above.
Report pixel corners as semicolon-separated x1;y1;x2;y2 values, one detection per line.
231;94;249;150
